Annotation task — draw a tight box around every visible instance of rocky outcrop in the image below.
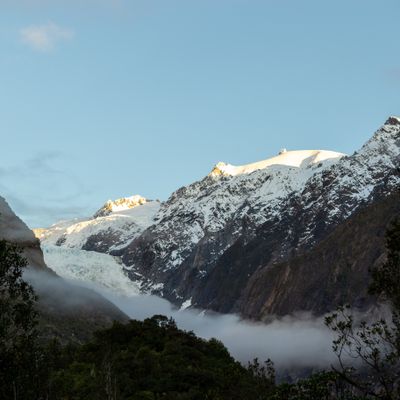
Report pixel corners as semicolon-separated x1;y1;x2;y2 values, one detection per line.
93;195;148;218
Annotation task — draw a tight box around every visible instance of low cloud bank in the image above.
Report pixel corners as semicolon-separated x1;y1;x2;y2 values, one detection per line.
25;270;338;371
80;282;338;370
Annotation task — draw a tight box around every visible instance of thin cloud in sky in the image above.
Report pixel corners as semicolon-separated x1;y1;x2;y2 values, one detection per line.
20;22;74;52
0;152;93;227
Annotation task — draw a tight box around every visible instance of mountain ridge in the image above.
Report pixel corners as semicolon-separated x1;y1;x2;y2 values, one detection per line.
209;149;345;176
36;116;400;318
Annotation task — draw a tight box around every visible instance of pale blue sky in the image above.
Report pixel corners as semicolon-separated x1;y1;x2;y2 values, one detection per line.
1;0;399;227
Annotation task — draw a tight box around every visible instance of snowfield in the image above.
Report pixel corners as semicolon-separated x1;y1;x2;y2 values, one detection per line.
37;200;160;251
42;245;140;296
210;149;344;176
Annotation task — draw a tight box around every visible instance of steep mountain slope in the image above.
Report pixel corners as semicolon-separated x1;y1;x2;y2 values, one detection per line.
204;189;400;318
121;149;344;278
170;117;400;314
118;117;399;309
0;196;127;342
237;190;400;318
37;117;400;318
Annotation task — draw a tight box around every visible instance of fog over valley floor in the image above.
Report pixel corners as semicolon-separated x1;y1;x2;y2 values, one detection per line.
25;268;338;371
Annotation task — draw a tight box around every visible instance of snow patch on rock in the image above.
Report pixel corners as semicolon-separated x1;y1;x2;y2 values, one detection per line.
94;195;148;218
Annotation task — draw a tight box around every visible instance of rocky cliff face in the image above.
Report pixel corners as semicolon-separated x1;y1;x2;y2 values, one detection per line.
0;196;48;270
38;117;400;318
0;196;127;342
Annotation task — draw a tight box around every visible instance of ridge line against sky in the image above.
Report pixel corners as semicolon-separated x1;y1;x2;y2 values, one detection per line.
0;0;399;227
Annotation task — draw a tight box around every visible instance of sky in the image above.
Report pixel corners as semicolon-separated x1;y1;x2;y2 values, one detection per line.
1;0;399;228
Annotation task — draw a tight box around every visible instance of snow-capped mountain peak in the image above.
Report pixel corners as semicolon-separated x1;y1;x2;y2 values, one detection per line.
357;116;400;162
209;150;345;177
384;116;400;126
94;195;148;218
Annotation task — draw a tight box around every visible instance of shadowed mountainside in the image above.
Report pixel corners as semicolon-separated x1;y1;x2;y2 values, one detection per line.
0;196;127;343
236;189;400;318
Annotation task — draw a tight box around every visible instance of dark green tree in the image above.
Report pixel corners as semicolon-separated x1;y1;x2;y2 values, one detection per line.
48;316;276;400
324;218;400;399
0;240;41;399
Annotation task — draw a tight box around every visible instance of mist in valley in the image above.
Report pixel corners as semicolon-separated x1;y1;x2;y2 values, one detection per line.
26;270;338;371
104;289;338;370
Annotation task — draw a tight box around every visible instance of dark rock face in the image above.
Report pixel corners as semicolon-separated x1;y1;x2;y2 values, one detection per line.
82;230;125;253
0;196;48;271
386;117;400;126
0;196;127;342
229;190;400;318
